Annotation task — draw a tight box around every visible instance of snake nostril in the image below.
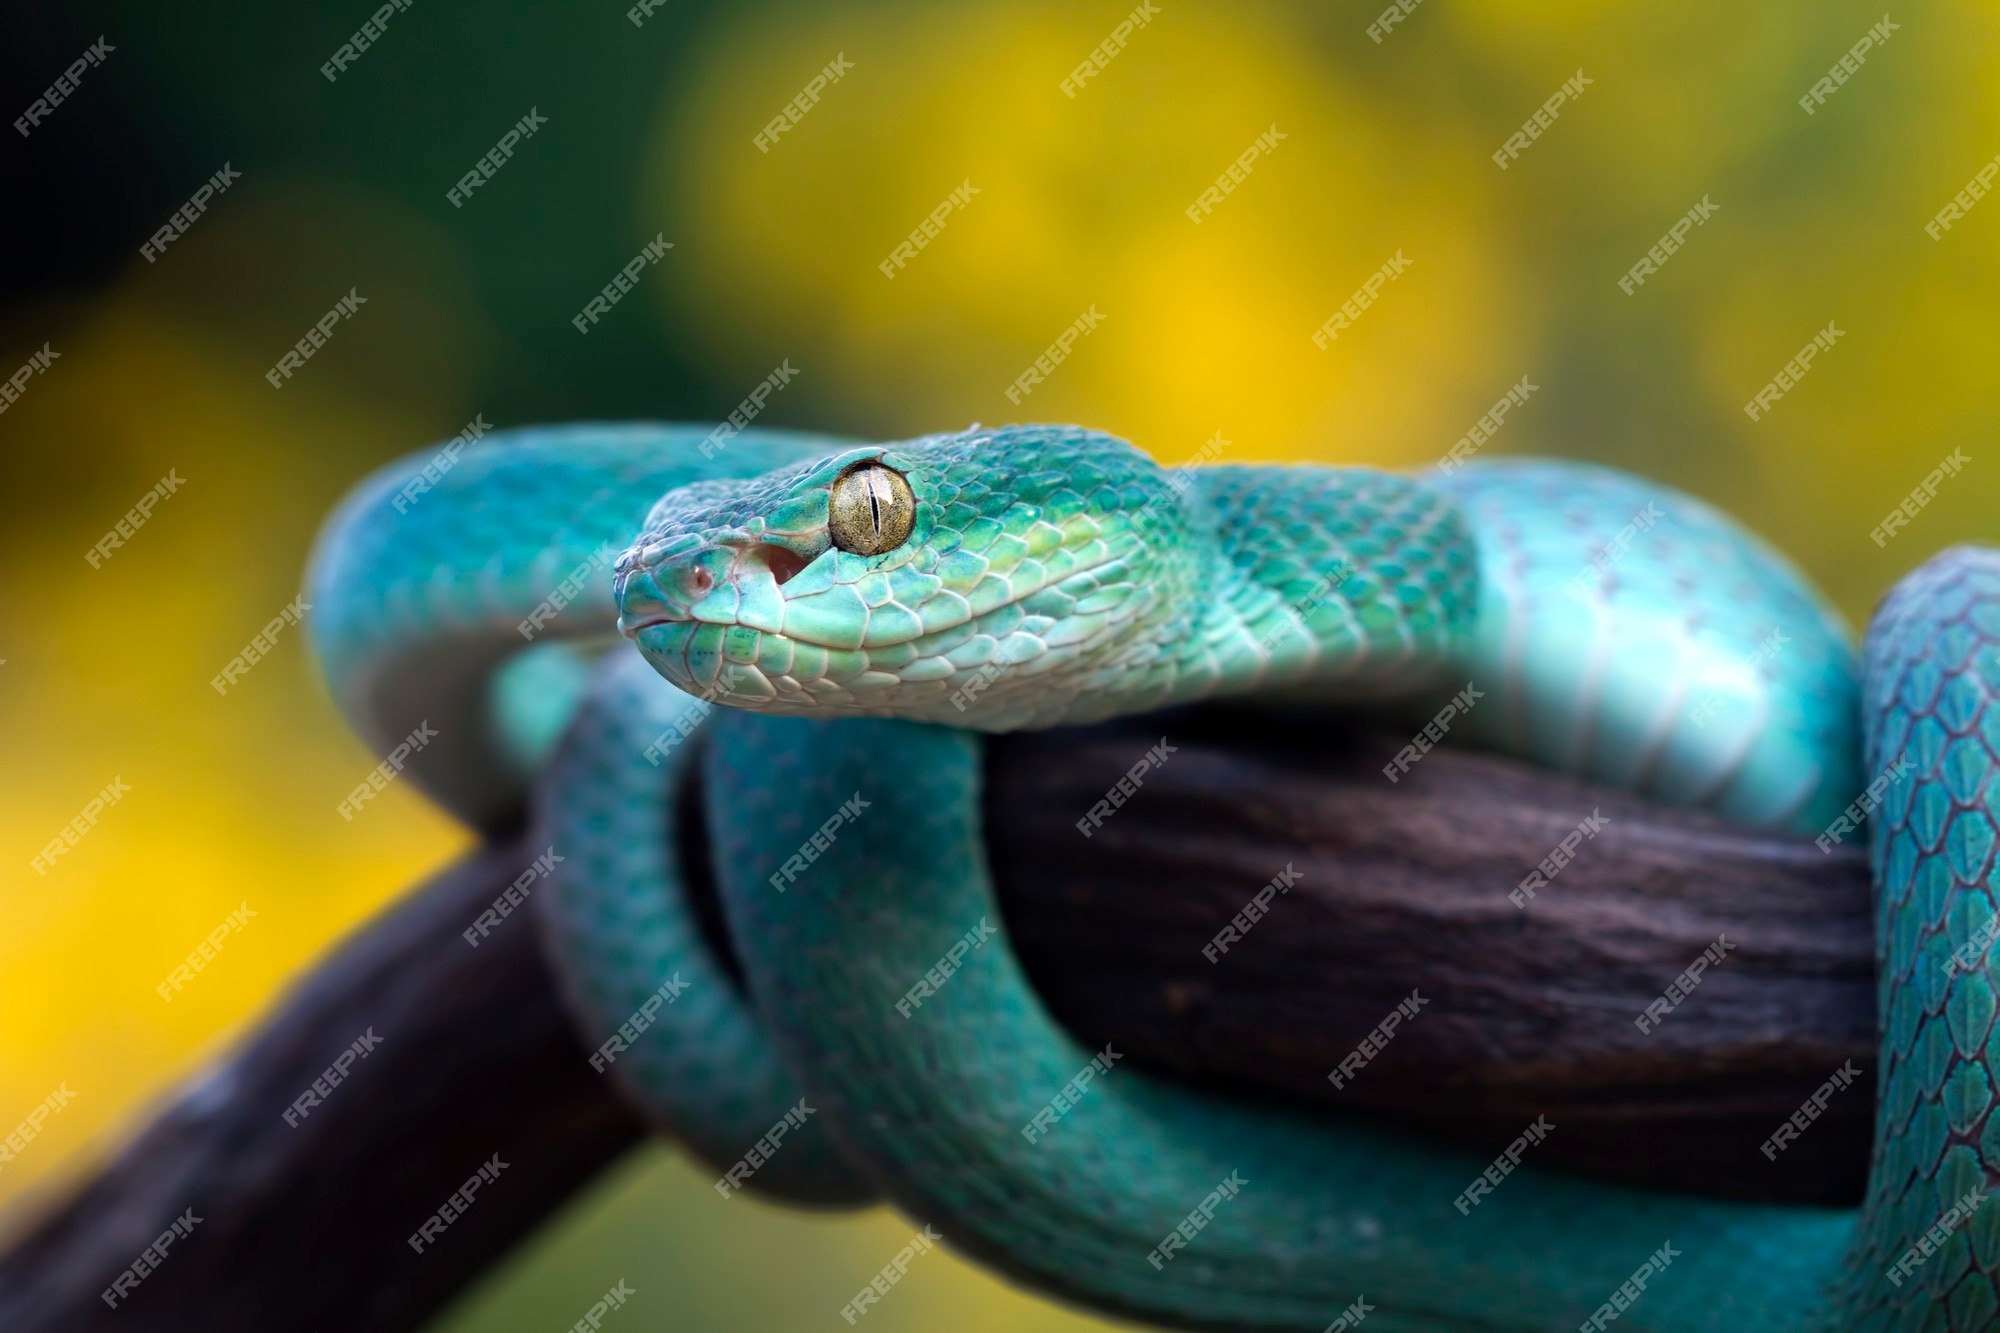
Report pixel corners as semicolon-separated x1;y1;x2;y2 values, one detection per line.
685;566;714;597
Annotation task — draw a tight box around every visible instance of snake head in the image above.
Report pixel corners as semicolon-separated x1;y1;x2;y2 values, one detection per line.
614;424;1191;728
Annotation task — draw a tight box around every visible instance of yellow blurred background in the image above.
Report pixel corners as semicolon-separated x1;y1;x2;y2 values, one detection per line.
0;1;1994;1327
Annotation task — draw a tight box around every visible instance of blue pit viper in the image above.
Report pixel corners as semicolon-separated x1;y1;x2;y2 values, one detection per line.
305;422;2000;1330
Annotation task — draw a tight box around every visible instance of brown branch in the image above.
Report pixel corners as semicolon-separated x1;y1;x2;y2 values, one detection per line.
994;711;1873;1206
0;716;1874;1331
0;839;648;1333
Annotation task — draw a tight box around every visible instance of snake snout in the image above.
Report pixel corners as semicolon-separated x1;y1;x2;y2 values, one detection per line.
614;565;681;637
616;539;810;639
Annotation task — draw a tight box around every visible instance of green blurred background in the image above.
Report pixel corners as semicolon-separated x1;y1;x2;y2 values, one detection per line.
0;0;1994;1327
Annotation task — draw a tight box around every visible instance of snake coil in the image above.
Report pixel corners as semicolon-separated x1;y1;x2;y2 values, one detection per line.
307;422;2000;1330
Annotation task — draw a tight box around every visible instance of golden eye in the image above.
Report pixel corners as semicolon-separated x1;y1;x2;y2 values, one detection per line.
828;462;915;555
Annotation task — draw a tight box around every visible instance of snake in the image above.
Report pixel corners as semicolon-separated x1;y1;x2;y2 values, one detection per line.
305;421;1999;1330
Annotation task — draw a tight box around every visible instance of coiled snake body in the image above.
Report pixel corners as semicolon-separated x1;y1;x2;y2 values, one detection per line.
307;423;1999;1330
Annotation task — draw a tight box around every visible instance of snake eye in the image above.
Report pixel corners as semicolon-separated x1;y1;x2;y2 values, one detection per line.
828;462;915;556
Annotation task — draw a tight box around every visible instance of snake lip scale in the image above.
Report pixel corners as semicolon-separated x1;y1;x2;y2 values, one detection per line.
618;612;674;637
307;419;1995;1331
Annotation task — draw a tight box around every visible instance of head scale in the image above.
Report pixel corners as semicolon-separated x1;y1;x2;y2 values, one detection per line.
613;424;1195;730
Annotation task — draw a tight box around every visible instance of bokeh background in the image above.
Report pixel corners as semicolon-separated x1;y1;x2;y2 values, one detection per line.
1;0;1995;1327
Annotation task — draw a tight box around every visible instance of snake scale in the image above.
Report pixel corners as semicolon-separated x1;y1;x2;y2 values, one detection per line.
306;422;2000;1330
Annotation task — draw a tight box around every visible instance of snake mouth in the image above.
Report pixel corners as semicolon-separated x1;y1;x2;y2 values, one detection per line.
621;611;859;654
622;545;1135;658
628;615;860;655
619;613;677;639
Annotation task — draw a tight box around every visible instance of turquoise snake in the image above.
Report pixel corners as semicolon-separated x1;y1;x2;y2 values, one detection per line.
306;421;1999;1329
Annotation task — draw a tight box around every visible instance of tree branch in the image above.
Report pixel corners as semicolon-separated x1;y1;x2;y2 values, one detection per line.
0;715;1874;1331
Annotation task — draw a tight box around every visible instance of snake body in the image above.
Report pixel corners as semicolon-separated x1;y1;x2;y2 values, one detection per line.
306;422;1998;1329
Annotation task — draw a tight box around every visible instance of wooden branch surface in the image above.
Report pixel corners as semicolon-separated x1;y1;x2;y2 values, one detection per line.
994;711;1874;1207
0;715;1875;1331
